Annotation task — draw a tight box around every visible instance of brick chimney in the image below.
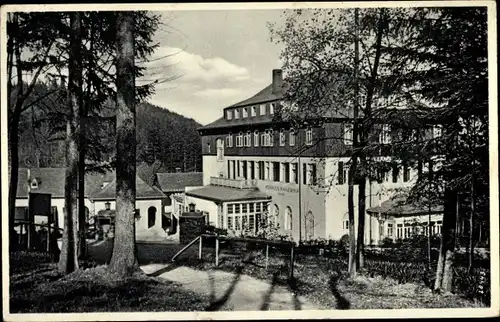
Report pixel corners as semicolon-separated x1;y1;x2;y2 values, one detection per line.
272;69;283;94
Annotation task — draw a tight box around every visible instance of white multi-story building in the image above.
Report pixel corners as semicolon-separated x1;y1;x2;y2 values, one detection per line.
183;69;443;244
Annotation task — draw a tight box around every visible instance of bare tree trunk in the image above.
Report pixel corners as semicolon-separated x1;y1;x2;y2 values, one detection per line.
8;111;21;249
355;9;384;271
348;7;360;278
59;12;82;274
356;170;366;269
428;206;432;270
108;11;139;276
348;158;357;278
78;24;94;260
468;182;475;272
8;15;22;244
434;188;457;293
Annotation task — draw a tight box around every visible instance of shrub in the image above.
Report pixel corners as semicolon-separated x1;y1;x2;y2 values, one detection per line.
204;224;228;236
379;237;394;248
454;266;491;305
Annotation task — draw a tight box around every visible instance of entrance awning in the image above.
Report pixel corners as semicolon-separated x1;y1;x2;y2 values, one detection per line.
367;197;443;217
185;185;270;203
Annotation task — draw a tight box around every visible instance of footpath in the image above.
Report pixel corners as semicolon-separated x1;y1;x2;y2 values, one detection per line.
140;264;318;311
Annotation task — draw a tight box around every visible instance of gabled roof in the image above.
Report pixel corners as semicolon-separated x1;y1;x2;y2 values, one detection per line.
228;84;282;108
16;168;115;198
155;172;203;193
185;185;271;203
91;176;165;201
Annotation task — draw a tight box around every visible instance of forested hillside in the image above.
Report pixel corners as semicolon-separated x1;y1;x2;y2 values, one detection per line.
17;81;202;173
136;102;202;173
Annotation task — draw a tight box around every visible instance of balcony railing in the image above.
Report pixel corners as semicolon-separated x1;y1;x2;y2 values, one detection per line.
210;176;258;189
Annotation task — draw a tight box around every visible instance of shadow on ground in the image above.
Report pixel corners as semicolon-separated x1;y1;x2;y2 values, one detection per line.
329;274;350;310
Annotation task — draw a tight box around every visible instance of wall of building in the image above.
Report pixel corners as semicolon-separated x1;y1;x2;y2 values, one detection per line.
183;194;219;226
256;179;327;241
323;156;420;243
202;155;221;186
93;199;163;232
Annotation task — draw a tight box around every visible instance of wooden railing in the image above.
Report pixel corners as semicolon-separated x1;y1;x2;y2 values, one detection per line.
171;233;295;279
210;177;258;189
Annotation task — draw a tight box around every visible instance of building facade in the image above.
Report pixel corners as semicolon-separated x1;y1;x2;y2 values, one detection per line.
181;69;444;244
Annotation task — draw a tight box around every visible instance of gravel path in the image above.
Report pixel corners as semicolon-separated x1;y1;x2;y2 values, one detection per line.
141;264;318;311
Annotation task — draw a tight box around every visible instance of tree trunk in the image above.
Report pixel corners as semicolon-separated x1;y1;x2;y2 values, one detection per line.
356;157;366;269
434;188;457;292
8;112;21;251
8;18;22;247
78;24;94;260
108;11;139;276
428;208;432;270
348;158;357;278
468;179;475;272
348;7;360;278
59;12;82;274
78;117;86;259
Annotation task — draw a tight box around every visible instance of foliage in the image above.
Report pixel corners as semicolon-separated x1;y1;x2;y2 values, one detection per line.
204;224;228;237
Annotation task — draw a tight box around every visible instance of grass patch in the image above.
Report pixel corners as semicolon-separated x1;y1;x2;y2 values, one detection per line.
9;252;210;313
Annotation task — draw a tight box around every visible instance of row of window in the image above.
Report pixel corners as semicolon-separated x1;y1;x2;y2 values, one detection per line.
227;160;318;185
227;202;268;214
336;161;411;185
216;123;441;154
225;202;296;232
225;202;269;233
393;221;443;239
226;159;411;186
226;103;276;120
342;220;443;239
342;123;443;146
226;128;312;148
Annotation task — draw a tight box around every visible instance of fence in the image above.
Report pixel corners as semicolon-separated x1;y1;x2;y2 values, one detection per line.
171;234;296;279
12;219;63;252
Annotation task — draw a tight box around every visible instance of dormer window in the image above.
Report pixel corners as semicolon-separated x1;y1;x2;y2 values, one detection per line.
259;104;266;116
236;132;243;147
251;106;257;117
306;128;313;145
254;130;259;147
242;107;248;118
30;179;39;189
244;131;251;147
226;110;232;120
279;129;286;146
234;109;240;119
226;133;233;147
289;129;296;146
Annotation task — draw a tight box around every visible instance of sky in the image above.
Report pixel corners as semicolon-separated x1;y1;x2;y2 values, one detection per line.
140;10;286;125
